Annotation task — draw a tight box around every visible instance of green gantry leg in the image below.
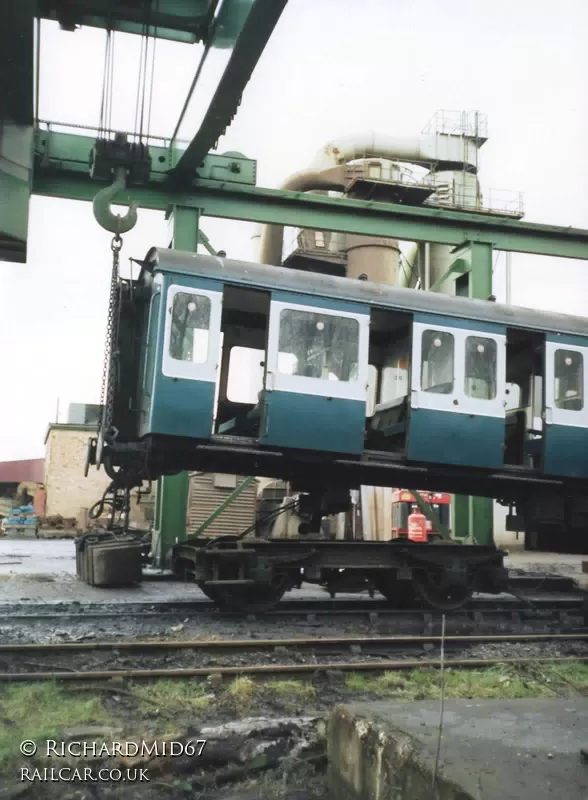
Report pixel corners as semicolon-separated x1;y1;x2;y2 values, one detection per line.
152;205;200;568
449;241;494;546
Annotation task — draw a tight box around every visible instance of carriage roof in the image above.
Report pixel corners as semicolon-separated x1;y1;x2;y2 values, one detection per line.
145;248;588;338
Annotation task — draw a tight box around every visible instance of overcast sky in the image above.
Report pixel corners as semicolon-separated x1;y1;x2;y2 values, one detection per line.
1;0;587;461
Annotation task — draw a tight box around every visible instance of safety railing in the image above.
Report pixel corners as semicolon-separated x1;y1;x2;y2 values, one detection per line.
421;109;489;140
423;180;524;218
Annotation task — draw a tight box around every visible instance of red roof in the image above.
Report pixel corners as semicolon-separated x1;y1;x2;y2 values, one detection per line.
0;459;44;484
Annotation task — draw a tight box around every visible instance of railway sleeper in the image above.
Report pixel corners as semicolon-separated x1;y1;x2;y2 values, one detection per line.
171;537;509;613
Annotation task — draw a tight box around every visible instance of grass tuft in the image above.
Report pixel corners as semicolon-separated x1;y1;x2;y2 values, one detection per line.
266;679;317;702
226;676;257;708
344;662;588;701
0;682;109;772
132;678;214;716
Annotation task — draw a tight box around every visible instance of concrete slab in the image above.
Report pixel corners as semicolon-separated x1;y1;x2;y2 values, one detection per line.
328;698;588;800
506;551;588;590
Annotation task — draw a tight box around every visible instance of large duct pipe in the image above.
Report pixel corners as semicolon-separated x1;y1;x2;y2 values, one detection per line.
260;132;481;267
398;241;420;288
311;133;478;171
259;167;346;265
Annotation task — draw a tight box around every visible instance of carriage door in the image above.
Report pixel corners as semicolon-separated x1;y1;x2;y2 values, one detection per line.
407;318;506;468
260;296;370;454
159;283;223;439
543;337;588;478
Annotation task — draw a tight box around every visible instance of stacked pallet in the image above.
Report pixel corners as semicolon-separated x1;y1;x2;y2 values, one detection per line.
1;505;39;536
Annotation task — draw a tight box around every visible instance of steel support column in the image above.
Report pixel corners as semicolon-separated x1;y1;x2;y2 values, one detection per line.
153;205;200;567
449;241;494;545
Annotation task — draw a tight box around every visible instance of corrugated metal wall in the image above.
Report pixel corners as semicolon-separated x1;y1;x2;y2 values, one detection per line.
186;473;258;537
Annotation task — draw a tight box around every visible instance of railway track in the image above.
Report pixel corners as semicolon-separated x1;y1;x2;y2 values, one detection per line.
2;631;587;654
1;591;586;623
1;632;587;682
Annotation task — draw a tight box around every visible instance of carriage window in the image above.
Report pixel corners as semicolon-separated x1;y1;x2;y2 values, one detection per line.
555;349;583;410
421;330;454;393
227;347;265;403
465;336;497;399
278;309;359;382
169;292;211;363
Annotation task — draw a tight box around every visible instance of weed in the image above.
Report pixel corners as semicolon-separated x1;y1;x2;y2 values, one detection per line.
226;676;257;708
343;662;588;701
266;680;316;702
132;679;214;716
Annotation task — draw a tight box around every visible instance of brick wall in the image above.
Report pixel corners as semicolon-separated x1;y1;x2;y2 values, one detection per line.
44;425;153;528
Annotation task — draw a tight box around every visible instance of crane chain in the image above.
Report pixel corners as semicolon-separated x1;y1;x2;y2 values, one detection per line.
99;233;123;441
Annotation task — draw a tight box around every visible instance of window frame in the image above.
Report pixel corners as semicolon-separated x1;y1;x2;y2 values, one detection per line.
545;339;588;429
168;291;212;365
554;348;584;411
411;320;506;418
464;335;498;400
161;284;223;383
266;299;370;401
276;307;361;383
420;329;455;395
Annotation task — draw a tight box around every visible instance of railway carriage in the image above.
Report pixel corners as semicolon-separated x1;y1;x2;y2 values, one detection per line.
87;248;588;610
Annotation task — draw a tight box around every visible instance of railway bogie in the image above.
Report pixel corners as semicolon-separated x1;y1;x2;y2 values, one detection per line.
171;535;509;613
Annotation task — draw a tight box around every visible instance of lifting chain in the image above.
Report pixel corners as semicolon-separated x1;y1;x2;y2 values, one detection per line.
99;232;123;442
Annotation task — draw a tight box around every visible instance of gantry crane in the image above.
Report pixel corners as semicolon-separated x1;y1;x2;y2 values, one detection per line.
3;1;588;566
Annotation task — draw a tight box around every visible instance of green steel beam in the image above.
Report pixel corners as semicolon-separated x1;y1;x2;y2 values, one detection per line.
194;476;255;536
153;204;200;566
1;0;35;125
428;259;468;293
444;249;494;545
0;124;33;264
37;0;218;43
198;228;217;255
34;128;257;186
153;473;190;567
31;164;588;259
170;0;289;177
166;204;200;251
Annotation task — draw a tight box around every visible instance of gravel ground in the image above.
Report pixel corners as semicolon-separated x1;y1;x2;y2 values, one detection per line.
0;602;584;646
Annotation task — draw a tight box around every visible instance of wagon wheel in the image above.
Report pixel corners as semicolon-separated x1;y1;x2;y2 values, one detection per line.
212;575;289;613
412;572;473;612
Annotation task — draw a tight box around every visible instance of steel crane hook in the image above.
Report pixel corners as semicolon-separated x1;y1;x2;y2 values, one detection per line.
93;165;139;234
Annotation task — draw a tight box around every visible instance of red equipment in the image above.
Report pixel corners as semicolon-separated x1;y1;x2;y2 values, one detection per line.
407;507;428;542
391;490;451;540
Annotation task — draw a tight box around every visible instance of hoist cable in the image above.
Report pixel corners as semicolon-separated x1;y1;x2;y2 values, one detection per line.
98;30;111;137
146;0;160;140
138;16;151;142
133;30;145;140
107;31;116;134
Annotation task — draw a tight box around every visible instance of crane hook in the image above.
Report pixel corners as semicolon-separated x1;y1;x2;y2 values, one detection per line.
93;165;139;234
